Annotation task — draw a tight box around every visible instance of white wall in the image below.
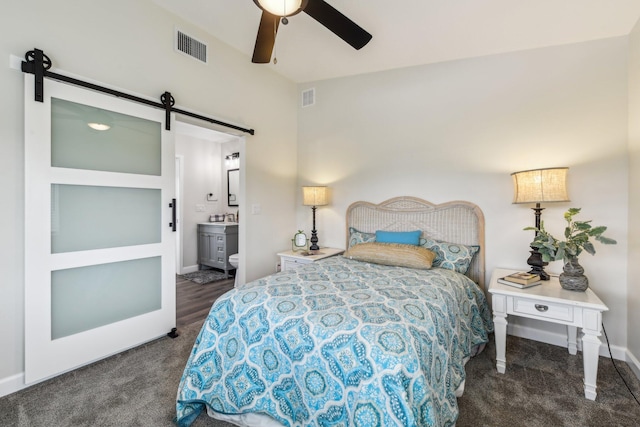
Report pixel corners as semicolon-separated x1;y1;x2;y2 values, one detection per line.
297;37;630;353
0;0;297;392
627;19;640;373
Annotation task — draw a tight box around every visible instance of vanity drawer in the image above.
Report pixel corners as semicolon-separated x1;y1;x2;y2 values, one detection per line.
512;297;574;322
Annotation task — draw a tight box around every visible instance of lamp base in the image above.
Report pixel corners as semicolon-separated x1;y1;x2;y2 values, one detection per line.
309;229;319;252
527;247;550;280
308;205;320;253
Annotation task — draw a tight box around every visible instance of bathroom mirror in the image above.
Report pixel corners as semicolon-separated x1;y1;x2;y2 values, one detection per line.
227;168;239;207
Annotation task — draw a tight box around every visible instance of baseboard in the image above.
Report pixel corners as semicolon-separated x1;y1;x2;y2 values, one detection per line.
181;264;199;274
507;323;627;361
0;372;27;398
626;349;640;380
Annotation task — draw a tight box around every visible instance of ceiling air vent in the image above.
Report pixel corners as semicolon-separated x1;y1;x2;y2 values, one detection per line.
301;88;315;108
175;29;207;63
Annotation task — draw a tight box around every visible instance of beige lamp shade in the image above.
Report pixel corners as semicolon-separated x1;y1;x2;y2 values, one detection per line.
302;186;328;206
511;167;570;204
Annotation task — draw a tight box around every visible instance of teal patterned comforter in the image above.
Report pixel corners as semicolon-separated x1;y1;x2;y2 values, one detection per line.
176;256;493;427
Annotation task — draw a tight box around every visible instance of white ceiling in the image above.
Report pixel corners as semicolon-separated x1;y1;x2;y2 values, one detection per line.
152;0;640;83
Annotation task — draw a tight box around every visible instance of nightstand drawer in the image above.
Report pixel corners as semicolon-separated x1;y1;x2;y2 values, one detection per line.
512;297;574;322
282;258;310;271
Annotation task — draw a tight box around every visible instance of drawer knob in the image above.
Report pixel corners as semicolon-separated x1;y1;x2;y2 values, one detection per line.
535;304;549;312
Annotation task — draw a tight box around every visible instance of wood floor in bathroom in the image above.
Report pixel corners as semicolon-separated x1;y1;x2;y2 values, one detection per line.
176;275;235;327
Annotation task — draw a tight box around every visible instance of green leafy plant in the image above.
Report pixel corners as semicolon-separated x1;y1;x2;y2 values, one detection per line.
525;208;617;263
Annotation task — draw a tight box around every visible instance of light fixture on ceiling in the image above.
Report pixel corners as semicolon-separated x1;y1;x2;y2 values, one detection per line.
253;0;307;18
250;0;370;64
512;167;570;280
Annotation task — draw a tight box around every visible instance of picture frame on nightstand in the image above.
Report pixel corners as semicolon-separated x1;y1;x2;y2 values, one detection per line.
291;230;308;252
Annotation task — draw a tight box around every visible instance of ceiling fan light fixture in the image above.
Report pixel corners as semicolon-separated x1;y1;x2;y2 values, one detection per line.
254;0;306;17
251;0;371;64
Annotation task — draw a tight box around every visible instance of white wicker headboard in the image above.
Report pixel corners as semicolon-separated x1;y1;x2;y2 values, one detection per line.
346;197;486;289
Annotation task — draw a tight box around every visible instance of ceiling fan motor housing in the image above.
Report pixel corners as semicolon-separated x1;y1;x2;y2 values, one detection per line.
253;0;309;17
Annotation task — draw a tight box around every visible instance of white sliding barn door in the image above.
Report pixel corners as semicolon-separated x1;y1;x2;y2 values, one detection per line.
24;76;176;383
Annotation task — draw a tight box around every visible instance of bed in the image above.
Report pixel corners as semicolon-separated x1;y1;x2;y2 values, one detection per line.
175;197;494;427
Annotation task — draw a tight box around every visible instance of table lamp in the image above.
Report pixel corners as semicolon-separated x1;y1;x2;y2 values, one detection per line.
511;167;569;280
302;186;328;252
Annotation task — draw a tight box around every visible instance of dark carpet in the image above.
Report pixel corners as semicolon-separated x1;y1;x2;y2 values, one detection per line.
1;325;639;426
459;336;640;426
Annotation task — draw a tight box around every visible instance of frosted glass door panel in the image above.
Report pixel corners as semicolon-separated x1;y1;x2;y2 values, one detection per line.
52;184;161;253
25;76;175;384
51;257;161;339
51;98;161;175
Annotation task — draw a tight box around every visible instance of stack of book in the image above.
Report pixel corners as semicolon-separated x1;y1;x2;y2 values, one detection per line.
498;272;542;289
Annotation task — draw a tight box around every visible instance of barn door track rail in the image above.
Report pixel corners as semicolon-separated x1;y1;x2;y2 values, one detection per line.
21;48;255;135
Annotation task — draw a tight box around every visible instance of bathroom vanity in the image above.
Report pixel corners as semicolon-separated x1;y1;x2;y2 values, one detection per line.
197;223;238;278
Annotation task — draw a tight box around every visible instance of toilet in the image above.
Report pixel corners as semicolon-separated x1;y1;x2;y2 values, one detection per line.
229;253;239;286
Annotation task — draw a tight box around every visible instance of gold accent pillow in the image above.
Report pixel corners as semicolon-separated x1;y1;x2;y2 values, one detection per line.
343;242;435;269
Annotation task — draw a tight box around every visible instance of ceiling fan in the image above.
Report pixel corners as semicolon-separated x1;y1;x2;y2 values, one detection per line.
252;0;372;63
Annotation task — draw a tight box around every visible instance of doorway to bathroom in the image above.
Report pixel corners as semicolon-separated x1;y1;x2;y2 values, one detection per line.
173;121;243;326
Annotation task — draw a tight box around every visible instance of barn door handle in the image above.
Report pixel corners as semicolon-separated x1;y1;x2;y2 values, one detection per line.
169;198;177;232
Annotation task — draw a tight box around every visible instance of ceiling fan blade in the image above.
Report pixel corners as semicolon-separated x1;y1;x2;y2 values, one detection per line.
252;11;280;63
304;0;372;50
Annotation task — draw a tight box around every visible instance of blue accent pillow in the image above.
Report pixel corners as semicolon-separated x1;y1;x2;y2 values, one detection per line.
420;238;480;274
348;227;376;248
375;230;422;246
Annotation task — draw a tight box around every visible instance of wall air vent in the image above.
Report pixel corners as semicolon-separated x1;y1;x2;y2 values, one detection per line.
301;88;315;107
175;29;207;63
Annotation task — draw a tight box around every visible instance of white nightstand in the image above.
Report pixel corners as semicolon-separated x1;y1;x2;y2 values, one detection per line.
277;247;344;272
488;268;609;400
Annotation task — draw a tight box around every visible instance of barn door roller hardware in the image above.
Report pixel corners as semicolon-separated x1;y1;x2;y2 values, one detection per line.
21;48;255;135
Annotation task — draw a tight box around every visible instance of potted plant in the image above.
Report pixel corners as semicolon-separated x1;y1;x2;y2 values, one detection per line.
525;208;617;291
